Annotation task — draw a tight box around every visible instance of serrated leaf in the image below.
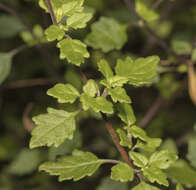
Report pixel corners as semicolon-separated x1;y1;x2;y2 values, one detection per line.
85;17;127;52
47;83;80;103
39;151;103;181
149;150;178;169
135;138;162;153
107;76;129;87
0;52;13;84
165;160;196;187
128;125;148;141
39;0;84;21
135;0;159;22
128;126;162;152
61;0;84;16
45;25;65;41
48;129;82;160
115;56;159;86
0;15;25;38
57;38;89;66
132;182;161;190
80;93;113;114
108;87;131;103
83;79;98;97
116;129;132;148
116;103;136;126
30;108;77;148
8;149;41;176
97;59;113;79
129;151;148;168
67;12;93;29
187;135;196;168
111;162;134;182
176;184;184;190
142;166;169;186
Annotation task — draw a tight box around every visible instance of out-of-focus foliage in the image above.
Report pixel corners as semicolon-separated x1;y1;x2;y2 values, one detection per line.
0;0;196;190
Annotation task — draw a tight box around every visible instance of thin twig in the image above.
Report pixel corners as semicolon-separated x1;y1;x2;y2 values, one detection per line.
101;159;120;164
4;77;58;89
10;44;28;56
0;3;60;76
0;3;32;33
152;0;163;9
45;0;58;26
22;103;35;132
101;114;142;182
124;0;180;59
140;96;164;128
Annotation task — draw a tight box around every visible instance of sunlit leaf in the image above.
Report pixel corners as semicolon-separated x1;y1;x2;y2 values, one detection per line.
39;150;103;181
47;83;80;103
111;162;134;182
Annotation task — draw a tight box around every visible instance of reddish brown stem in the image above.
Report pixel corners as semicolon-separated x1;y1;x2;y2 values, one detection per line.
45;0;58;26
103;116;142;182
105;120;134;167
140;96;164;128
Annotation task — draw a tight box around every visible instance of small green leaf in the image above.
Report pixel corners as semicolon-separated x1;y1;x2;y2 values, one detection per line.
135;138;162;153
30;108;77;148
111;162;134;182
116;103;136;126
108;87;131;103
47;83;80;103
116;129;132;148
80;93;113;114
128;125;148;141
132;182;161;190
0;52;13;84
45;25;65;41
149;150;178;169
61;0;84;16
39;0;85;21
176;184;184;190
135;0;159;22
107;76;128;87
57;38;89;66
115;56;159;86
85;17;127;52
83;79;98;97
67;12;93;29
165;160;196;187
142;166;169;186
129;151;148;168
97;59;113;79
39;151;103;181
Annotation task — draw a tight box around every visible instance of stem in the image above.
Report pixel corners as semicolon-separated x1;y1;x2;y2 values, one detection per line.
10;45;28;56
124;0;181;60
45;0;58;26
101;114;134;168
139;96;164;128
152;0;163;9
3;77;58;89
101;159;120;164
